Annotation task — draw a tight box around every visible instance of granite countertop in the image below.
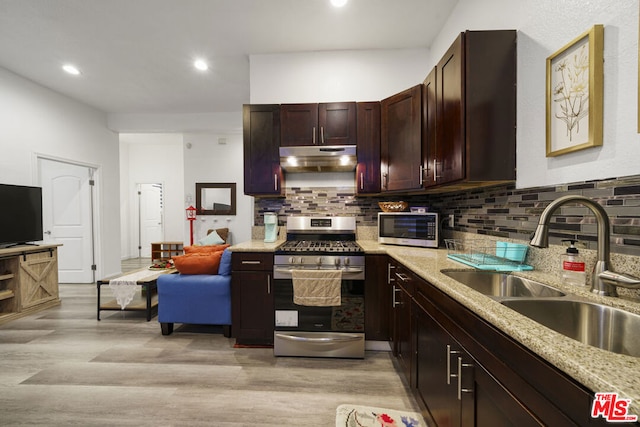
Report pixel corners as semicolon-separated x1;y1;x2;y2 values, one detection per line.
359;239;640;418
229;239;285;252
229;239;640;417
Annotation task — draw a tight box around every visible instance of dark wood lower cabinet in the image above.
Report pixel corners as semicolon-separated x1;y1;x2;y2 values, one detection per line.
231;252;274;345
388;257;633;427
392;263;416;387
364;254;390;340
414;301;541;427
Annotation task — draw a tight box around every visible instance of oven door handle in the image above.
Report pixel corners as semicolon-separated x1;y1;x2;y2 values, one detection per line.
274;333;362;343
273;267;363;275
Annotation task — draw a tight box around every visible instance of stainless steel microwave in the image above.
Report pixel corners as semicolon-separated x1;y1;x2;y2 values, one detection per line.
378;212;439;248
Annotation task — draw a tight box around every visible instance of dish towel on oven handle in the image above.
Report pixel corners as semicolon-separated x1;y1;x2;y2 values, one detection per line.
291;269;342;306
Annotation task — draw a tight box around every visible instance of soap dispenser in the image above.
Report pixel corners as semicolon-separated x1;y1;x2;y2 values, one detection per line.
561;239;586;286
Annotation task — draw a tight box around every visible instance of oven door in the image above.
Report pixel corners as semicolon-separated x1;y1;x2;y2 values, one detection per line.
273;279;364;333
273;277;365;358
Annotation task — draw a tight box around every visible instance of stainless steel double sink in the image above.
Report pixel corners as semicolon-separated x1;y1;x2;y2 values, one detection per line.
442;270;640;358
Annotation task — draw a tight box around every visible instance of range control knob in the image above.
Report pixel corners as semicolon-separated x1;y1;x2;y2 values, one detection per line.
316;257;323;266
344;257;351;267
334;258;341;267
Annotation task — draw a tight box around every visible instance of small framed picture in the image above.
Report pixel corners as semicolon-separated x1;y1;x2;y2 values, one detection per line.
546;25;604;157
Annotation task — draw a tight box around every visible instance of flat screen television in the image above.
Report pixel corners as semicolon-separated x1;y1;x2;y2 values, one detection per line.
0;183;44;247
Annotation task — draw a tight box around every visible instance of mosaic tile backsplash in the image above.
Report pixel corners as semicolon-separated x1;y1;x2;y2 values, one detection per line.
254;174;640;256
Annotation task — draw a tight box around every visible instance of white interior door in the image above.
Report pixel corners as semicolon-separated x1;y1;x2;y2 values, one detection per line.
39;158;95;283
138;183;163;258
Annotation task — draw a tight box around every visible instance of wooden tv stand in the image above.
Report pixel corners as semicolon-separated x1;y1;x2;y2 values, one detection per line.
0;244;61;326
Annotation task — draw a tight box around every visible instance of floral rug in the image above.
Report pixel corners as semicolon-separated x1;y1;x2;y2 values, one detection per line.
336;404;426;427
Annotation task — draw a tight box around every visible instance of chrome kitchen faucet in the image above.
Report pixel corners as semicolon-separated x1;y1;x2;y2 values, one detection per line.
530;195;640;297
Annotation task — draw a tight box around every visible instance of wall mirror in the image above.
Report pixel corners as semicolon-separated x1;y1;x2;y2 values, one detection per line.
195;182;236;215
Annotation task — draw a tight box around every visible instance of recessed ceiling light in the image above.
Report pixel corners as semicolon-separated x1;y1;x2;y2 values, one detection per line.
194;59;209;71
62;64;81;75
330;0;348;7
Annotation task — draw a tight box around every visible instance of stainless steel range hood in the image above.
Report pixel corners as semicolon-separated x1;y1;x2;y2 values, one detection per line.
279;145;357;172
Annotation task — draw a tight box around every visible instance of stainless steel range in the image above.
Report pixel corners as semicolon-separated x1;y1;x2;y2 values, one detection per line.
273;216;365;358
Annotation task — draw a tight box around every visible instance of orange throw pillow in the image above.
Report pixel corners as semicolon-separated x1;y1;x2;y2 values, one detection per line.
172;251;223;275
183;244;230;254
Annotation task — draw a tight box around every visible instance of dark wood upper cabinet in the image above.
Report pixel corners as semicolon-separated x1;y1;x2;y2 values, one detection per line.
426;30;517;190
242;104;284;196
381;84;423;192
319;102;357;145
280;102;356;146
422;67;438;187
280;103;318;146
356;102;381;194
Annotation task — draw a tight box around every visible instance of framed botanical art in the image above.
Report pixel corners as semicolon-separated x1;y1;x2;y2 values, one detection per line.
546;25;604;157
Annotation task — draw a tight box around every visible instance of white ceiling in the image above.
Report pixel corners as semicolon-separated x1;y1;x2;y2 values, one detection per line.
0;0;458;115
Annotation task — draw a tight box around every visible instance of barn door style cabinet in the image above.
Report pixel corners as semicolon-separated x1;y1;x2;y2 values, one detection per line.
242;104;284;196
423;30;517;190
0;245;61;325
280;102;357;146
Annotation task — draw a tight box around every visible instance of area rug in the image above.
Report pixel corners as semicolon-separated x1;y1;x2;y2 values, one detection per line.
336;404;426;427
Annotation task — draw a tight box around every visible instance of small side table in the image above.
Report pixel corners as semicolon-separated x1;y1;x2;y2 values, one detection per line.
96;268;175;321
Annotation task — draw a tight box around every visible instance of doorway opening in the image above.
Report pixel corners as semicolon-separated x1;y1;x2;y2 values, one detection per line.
136;183;164;258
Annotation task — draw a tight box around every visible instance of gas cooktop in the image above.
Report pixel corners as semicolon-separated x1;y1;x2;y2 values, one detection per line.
276;240;362;253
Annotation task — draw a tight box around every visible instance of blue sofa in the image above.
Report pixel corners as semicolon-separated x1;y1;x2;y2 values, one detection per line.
157;248;232;336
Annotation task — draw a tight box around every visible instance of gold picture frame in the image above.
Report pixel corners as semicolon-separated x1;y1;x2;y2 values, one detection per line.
546;25;604;157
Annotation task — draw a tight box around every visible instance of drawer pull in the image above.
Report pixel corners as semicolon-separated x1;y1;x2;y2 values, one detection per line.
241;260;261;265
395;272;410;282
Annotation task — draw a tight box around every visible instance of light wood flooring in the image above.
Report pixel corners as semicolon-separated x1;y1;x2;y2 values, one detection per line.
0;258;419;426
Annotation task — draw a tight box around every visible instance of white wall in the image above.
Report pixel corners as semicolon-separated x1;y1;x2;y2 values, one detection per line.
0;66;121;278
119;133;184;258
182;132;252;245
431;0;640;188
250;48;431;104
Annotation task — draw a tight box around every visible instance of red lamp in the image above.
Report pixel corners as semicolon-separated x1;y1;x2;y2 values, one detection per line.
186;205;197;245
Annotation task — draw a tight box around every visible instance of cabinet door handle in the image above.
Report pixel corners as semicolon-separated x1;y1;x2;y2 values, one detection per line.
419;164;424;186
446;345;461;384
457;357;474;400
360;172;364;190
312;127;316;145
267;274;271;294
274;174;278;191
383;172;388;189
433;159;442;181
392;285;401;307
387;264;396;283
320;126;325;144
